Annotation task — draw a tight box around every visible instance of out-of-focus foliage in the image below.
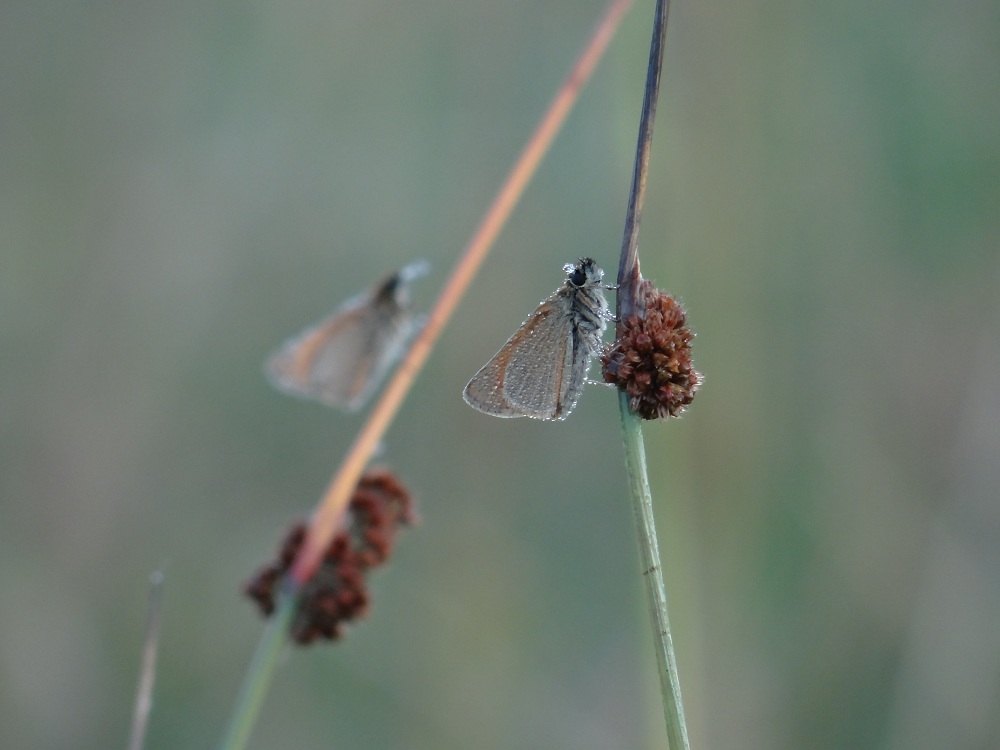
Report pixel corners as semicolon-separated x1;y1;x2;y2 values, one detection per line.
1;1;997;749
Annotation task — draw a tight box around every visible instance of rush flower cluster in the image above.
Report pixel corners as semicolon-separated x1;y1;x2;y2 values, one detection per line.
601;280;701;420
244;470;415;645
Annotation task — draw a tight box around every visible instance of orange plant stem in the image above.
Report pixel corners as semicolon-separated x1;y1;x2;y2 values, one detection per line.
290;0;633;585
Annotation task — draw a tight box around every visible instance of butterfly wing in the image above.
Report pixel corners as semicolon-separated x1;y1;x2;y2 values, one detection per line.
461;347;523;418
463;294;576;420
266;298;409;411
504;301;579;419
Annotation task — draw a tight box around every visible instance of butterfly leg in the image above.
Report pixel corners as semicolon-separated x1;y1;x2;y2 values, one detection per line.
586;378;618;388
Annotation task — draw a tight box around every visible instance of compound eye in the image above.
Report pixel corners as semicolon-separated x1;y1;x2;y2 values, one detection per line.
569;266;587;286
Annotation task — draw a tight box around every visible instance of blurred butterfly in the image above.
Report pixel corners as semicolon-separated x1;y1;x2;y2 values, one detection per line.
266;260;429;411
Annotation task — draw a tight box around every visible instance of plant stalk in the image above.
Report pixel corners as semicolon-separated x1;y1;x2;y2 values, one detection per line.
127;569;166;750
217;3;634;747
289;0;634;586
219;591;296;750
613;2;690;743
618;393;690;749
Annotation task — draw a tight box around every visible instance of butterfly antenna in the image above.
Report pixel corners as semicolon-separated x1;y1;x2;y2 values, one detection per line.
398;259;431;284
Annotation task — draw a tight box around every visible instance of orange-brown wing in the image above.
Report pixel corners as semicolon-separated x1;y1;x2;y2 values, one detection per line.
503;301;577;419
266;301;403;411
463;296;574;420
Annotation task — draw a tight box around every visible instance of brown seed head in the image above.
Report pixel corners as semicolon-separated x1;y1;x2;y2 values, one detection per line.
243;469;415;645
601;280;701;420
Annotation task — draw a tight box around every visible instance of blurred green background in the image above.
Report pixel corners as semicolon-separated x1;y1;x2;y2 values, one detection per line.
3;0;999;748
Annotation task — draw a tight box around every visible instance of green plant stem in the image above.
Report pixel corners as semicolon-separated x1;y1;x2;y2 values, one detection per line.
618;392;690;750
218;590;297;750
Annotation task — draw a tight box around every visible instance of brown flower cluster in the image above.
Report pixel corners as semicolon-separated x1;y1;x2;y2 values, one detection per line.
601;280;701;420
244;470;415;645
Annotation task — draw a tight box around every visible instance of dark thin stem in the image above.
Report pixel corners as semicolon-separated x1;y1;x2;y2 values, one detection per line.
616;0;670;324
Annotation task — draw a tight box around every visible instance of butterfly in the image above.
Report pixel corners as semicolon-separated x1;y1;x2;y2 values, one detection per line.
266;261;428;411
463;258;610;420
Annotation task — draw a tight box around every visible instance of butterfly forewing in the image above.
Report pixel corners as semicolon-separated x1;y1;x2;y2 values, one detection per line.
461;327;534;418
461;356;521;417
267;304;368;409
501;300;577;419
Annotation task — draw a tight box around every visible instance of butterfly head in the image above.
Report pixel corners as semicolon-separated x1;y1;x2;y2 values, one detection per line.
563;258;604;288
374;259;431;307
